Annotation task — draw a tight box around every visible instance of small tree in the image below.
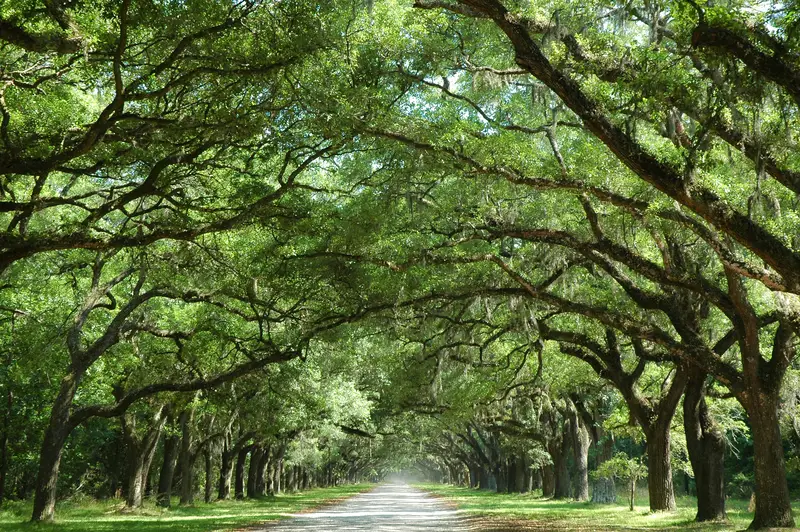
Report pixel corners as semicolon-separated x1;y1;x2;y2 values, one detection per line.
592;453;648;511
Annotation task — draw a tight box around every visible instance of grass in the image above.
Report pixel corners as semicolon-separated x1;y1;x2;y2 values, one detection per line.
415;483;800;531
0;484;371;531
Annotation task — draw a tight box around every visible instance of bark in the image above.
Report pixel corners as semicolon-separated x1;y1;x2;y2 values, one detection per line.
157;433;180;508
468;465;478;488
570;409;590;501
494;462;507;493
267;459;276;494
123;406;166;509
591;437;616;504
275;458;283;494
645;421;676;512
218;443;234;500
552;425;571;499
234;445;251;500
512;456;525;493
247;446;263;498
684;375;726;522
31;370;82;522
531;468;541;491
218;432;253;500
478;466;491;490
520;455;531;494
179;409;195;505
204;449;213;503
542;464;555;498
256;446;270;496
447;0;800;288
287;464;296;492
744;390;795;529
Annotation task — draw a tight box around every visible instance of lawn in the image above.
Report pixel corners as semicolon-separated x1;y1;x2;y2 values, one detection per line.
0;485;371;532
416;484;800;531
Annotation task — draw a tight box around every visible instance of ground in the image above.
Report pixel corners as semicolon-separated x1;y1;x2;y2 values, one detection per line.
0;485;370;532
258;483;463;531
416;483;800;531
3;483;800;531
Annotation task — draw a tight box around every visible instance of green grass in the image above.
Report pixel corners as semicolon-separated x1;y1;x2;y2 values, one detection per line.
416;484;800;530
0;484;371;531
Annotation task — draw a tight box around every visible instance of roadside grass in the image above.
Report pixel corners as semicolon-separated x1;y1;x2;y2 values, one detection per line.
0;484;371;532
416;483;800;531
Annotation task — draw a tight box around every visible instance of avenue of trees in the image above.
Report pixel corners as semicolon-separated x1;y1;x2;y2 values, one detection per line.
1;0;799;530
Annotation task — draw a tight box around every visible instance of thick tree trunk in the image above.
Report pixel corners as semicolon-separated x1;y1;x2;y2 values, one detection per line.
247;446;263;498
204;450;213;503
179;410;195;505
287;465;296;492
520;455;531;493
744;390;795;529
542;464;555;498
157;433;180;507
124;408;166;509
645;422;676;511
552;428;571;499
571;411;590;501
256;447;270;496
234;446;250;500
124;449;146;509
31;370;82;522
684;375;726;522
142;436;159;500
478;467;490;490
494;463;507;493
513;455;525;493
218;446;233;500
591;437;616;503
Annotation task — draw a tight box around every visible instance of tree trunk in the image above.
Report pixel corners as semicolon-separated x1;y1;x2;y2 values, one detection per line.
520;455;531;494
276;458;283;494
31;370;82;522
218;443;234;500
542;465;555;498
571;410;590;501
157;433;180;507
684;375;726;522
124;448;146;509
477;466;489;489
256;447;270;496
234;446;250;500
513;455;525;493
743;390;795;529
179;410;194;505
494;462;507;493
247;446;263;498
645;421;676;511
591;437;616;504
124;407;166;509
267;459;277;494
553;428;571;499
287;464;296;493
204;450;213;503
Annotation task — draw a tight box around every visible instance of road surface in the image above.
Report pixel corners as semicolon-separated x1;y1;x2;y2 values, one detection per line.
260;483;466;531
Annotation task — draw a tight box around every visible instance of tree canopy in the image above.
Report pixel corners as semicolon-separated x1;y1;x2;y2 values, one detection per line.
1;0;800;530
